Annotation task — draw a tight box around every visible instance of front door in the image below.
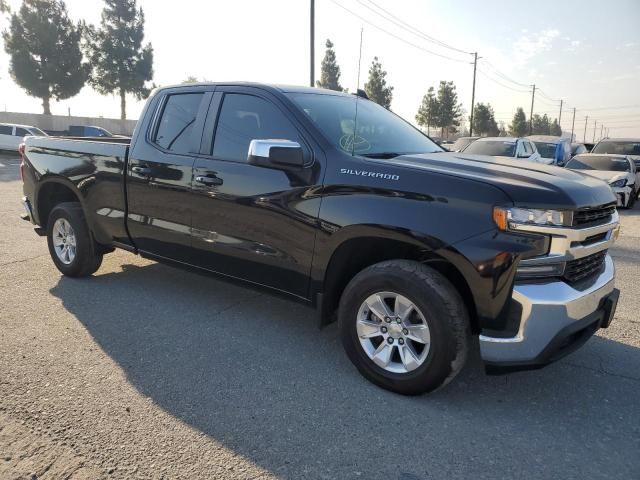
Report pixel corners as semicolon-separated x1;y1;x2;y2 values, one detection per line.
190;88;323;299
127;90;211;262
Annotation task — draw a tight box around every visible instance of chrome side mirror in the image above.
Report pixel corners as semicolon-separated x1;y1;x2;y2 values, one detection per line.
248;139;305;167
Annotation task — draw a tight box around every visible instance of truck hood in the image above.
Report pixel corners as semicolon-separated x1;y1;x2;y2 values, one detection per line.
383;152;616;209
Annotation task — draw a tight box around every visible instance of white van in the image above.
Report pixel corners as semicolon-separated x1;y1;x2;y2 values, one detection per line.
0;123;48;152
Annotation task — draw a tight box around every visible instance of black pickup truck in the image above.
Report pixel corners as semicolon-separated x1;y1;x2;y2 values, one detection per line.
20;83;620;395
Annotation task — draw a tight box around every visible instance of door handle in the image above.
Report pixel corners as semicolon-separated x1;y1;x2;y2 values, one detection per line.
195;175;223;186
131;165;151;176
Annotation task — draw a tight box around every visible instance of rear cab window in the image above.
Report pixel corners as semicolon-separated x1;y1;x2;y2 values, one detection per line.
153;93;205;154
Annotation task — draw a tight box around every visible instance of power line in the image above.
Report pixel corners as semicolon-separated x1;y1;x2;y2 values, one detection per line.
481;59;531;88
328;0;470;64
359;0;472;55
536;89;560;103
575;104;640;111
477;69;531;93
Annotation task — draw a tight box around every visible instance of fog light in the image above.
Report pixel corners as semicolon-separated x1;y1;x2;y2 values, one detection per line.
516;262;565;279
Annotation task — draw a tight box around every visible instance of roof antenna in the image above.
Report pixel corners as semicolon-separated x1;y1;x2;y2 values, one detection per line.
356;27;364;91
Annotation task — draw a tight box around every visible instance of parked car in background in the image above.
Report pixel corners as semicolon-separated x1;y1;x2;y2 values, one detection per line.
0;123;47;152
527;135;572;166
461;136;541;163
68;125;113;137
566;153;638;208
450;136;479;152
571;143;588;156
440;140;455;150
592;138;640;171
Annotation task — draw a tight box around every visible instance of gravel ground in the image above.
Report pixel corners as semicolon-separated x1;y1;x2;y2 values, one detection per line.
1;152;639;479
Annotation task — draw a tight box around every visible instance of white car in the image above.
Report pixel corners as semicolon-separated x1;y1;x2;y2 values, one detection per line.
0;123;48;152
566;153;638;208
460;136;542;163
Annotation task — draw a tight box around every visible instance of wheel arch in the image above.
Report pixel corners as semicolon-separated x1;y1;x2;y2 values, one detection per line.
35;177;85;229
316;231;478;333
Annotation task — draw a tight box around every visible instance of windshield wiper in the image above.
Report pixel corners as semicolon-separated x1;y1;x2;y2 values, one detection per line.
361;152;408;159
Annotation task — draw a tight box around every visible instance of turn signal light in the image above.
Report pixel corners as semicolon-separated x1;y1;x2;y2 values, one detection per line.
492;207;508;231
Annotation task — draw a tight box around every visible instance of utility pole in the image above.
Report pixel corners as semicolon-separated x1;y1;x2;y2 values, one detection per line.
558;99;563;127
593;120;597;143
310;0;315;87
529;84;536;134
583;116;588;142
600;124;604;141
469;52;479;136
427;96;431;136
570;108;576;141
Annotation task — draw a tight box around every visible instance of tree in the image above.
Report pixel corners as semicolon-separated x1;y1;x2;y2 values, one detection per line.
364;57;393;109
498;121;508;137
415;86;438;133
550;118;562;136
508;108;528;136
0;0;10;13
434;80;462;138
3;0;88;114
182;76;210;84
532;114;551;135
86;0;153;119
316;39;343;92
471;103;499;136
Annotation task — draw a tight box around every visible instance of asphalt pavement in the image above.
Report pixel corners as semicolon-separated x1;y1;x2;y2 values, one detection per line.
1;152;639;479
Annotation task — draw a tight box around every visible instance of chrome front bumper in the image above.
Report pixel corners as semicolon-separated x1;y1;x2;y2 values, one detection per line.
479;255;616;365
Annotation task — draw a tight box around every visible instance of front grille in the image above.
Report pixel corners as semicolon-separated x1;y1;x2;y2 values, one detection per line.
564;250;607;284
573;204;616;227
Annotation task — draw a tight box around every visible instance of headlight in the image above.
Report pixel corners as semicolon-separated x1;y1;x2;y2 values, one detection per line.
493;207;570;231
609;179;627;188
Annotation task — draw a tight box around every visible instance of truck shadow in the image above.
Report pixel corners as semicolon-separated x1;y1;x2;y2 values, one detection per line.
49;261;640;478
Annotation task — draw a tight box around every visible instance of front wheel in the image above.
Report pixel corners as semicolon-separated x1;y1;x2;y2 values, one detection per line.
46;202;103;277
339;260;470;395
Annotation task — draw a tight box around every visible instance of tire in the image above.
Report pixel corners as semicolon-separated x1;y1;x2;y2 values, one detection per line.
339;260;470;395
46;202;103;277
628;188;637;208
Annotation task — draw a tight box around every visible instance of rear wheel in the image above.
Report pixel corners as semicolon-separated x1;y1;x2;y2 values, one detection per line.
339;260;470;395
46;202;103;277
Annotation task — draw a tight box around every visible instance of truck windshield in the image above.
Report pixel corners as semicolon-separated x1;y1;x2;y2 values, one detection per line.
592;141;640;156
287;93;442;157
566;155;630;171
463;140;516;157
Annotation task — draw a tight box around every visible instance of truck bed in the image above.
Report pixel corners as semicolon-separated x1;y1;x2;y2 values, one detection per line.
22;136;131;247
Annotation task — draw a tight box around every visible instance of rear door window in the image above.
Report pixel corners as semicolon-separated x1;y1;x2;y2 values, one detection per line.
212;93;300;162
154;93;204;154
0;125;12;135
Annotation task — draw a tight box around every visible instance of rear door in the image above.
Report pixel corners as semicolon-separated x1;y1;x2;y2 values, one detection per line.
126;88;212;262
190;86;323;298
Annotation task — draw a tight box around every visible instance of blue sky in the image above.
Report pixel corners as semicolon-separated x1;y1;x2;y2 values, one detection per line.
1;0;639;138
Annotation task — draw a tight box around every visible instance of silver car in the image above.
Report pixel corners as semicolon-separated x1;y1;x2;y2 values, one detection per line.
461;137;541;163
